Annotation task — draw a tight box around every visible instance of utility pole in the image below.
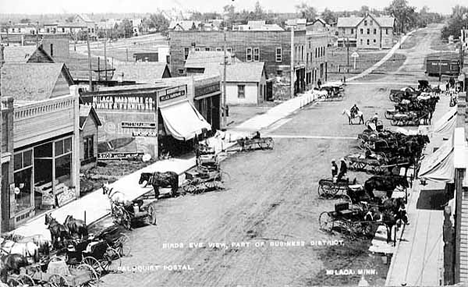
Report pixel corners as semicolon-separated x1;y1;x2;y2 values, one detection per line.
346;37;350;73
104;31;108;81
36;21;40;47
6;21;10;46
439;51;442;83
222;28;227;130
86;31;93;92
290;26;295;97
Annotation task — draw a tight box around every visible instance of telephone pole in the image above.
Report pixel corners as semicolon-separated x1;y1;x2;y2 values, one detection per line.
222;28;227;130
104;31;108;81
86;31;93;92
346;37;350;73
290;26;295;97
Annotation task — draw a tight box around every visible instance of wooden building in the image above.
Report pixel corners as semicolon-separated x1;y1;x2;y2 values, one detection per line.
112;62;171;83
1;62;80;230
79;104;102;171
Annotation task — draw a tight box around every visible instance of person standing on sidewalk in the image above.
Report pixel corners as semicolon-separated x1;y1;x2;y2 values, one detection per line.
317;79;322;89
331;159;338;179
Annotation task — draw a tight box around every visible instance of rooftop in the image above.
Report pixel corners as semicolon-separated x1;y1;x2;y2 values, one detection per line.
112;62;170;83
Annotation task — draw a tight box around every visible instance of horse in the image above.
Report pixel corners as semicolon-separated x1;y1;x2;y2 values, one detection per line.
44;214;70;250
0;253;29;276
0;237;39;264
138;171;179;198
342;109;364;125
363;204;401;244
364;175;409;200
64;215;88;240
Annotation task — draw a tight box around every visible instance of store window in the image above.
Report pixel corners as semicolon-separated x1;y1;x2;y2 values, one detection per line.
14;150;33;213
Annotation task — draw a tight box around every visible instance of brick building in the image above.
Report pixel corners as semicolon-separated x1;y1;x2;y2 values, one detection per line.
169;29;325;98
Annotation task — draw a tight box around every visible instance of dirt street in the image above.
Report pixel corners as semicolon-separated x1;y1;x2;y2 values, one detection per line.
99;25;443;287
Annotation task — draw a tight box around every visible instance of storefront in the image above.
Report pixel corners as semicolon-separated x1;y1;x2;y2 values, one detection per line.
6;94;80;228
193;80;221;131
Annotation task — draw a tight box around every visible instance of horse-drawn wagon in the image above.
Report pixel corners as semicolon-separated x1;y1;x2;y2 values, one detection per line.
182;165;231;194
237;135;274;151
317;83;345;101
317;178;357;199
319;202;374;237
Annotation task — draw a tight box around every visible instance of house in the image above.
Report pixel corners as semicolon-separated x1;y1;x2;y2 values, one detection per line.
184;51;269;104
3;45;54;64
1;63;74;101
233;21;284;31
79;104;102;170
112;62;171;83
285;19;307;30
337;14;395;49
169;20;201;31
184;51;239;75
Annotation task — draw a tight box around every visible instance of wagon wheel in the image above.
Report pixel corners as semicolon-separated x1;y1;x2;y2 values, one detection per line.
49;274;69;287
115;233;131;257
102;247;121;273
265;138;274;149
216;171;231;187
204;181;217;191
121;209;132;230
319;212;334;232
385;111;393;119
390;118;398;126
360;222;374;236
82;256;103;278
15;274;35;286
340;194;353;203
77;263;100;286
6;277;22;287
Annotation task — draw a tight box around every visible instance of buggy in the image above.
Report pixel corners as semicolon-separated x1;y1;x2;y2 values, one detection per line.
317;178;356;198
110;198;157;230
319;202;374;237
237;136;274;151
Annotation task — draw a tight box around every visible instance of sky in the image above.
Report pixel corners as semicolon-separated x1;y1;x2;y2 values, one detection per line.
0;0;465;16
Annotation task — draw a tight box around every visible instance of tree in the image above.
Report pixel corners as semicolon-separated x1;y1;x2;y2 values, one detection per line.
321;8;337;25
20;18;31;24
296;2;316;22
147;13;170;33
65;16;75;23
117;19;134;38
441;5;468;40
359;6;370;17
254;1;265;19
385;0;417;33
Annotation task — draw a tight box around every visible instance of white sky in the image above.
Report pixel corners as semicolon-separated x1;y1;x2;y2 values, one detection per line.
0;0;464;15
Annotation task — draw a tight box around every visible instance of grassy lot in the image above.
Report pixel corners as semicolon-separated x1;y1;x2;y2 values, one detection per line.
327;47;406;82
227;101;278;128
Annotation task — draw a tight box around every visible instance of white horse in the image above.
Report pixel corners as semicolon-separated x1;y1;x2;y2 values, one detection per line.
102;182;133;206
342;109;364;125
0;237;40;264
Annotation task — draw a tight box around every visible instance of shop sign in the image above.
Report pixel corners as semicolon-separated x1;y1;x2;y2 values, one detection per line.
98;152;145;160
158;85;187;102
56;186;75;207
195;83;220;98
132;131;158;137
121;122;157;129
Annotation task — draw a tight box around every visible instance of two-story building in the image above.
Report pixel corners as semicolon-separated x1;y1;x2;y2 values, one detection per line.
169;28;308;98
337;14;395;49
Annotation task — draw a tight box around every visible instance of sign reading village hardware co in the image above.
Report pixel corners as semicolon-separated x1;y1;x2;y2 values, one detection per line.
158;85;187;102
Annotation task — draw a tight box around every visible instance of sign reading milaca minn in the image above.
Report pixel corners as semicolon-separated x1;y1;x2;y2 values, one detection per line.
157;85;187;102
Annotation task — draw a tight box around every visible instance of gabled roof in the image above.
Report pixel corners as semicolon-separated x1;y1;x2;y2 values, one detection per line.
4;46;54;64
79;104;102;129
53;51;114;81
200;62;266;83
1;63;74;101
112;62;171;83
286;19;307;26
337;16;362;27
76;14;94;23
169;20;200;30
376;17;395;27
185;51;240;69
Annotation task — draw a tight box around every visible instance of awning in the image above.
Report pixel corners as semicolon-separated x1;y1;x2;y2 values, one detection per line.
160;100;211;141
419;135;454;182
433;107;457;136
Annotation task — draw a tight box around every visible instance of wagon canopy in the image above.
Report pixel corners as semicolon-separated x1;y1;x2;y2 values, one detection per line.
160;100;212;141
419;135;454;182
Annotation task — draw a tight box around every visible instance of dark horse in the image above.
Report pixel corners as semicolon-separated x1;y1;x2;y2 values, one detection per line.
139;171;179;198
0;253;29;279
64;215;88;240
364;198;407;244
364;175;409;200
44;214;70;250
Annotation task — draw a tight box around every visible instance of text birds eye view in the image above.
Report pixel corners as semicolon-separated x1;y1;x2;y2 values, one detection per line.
0;0;467;286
